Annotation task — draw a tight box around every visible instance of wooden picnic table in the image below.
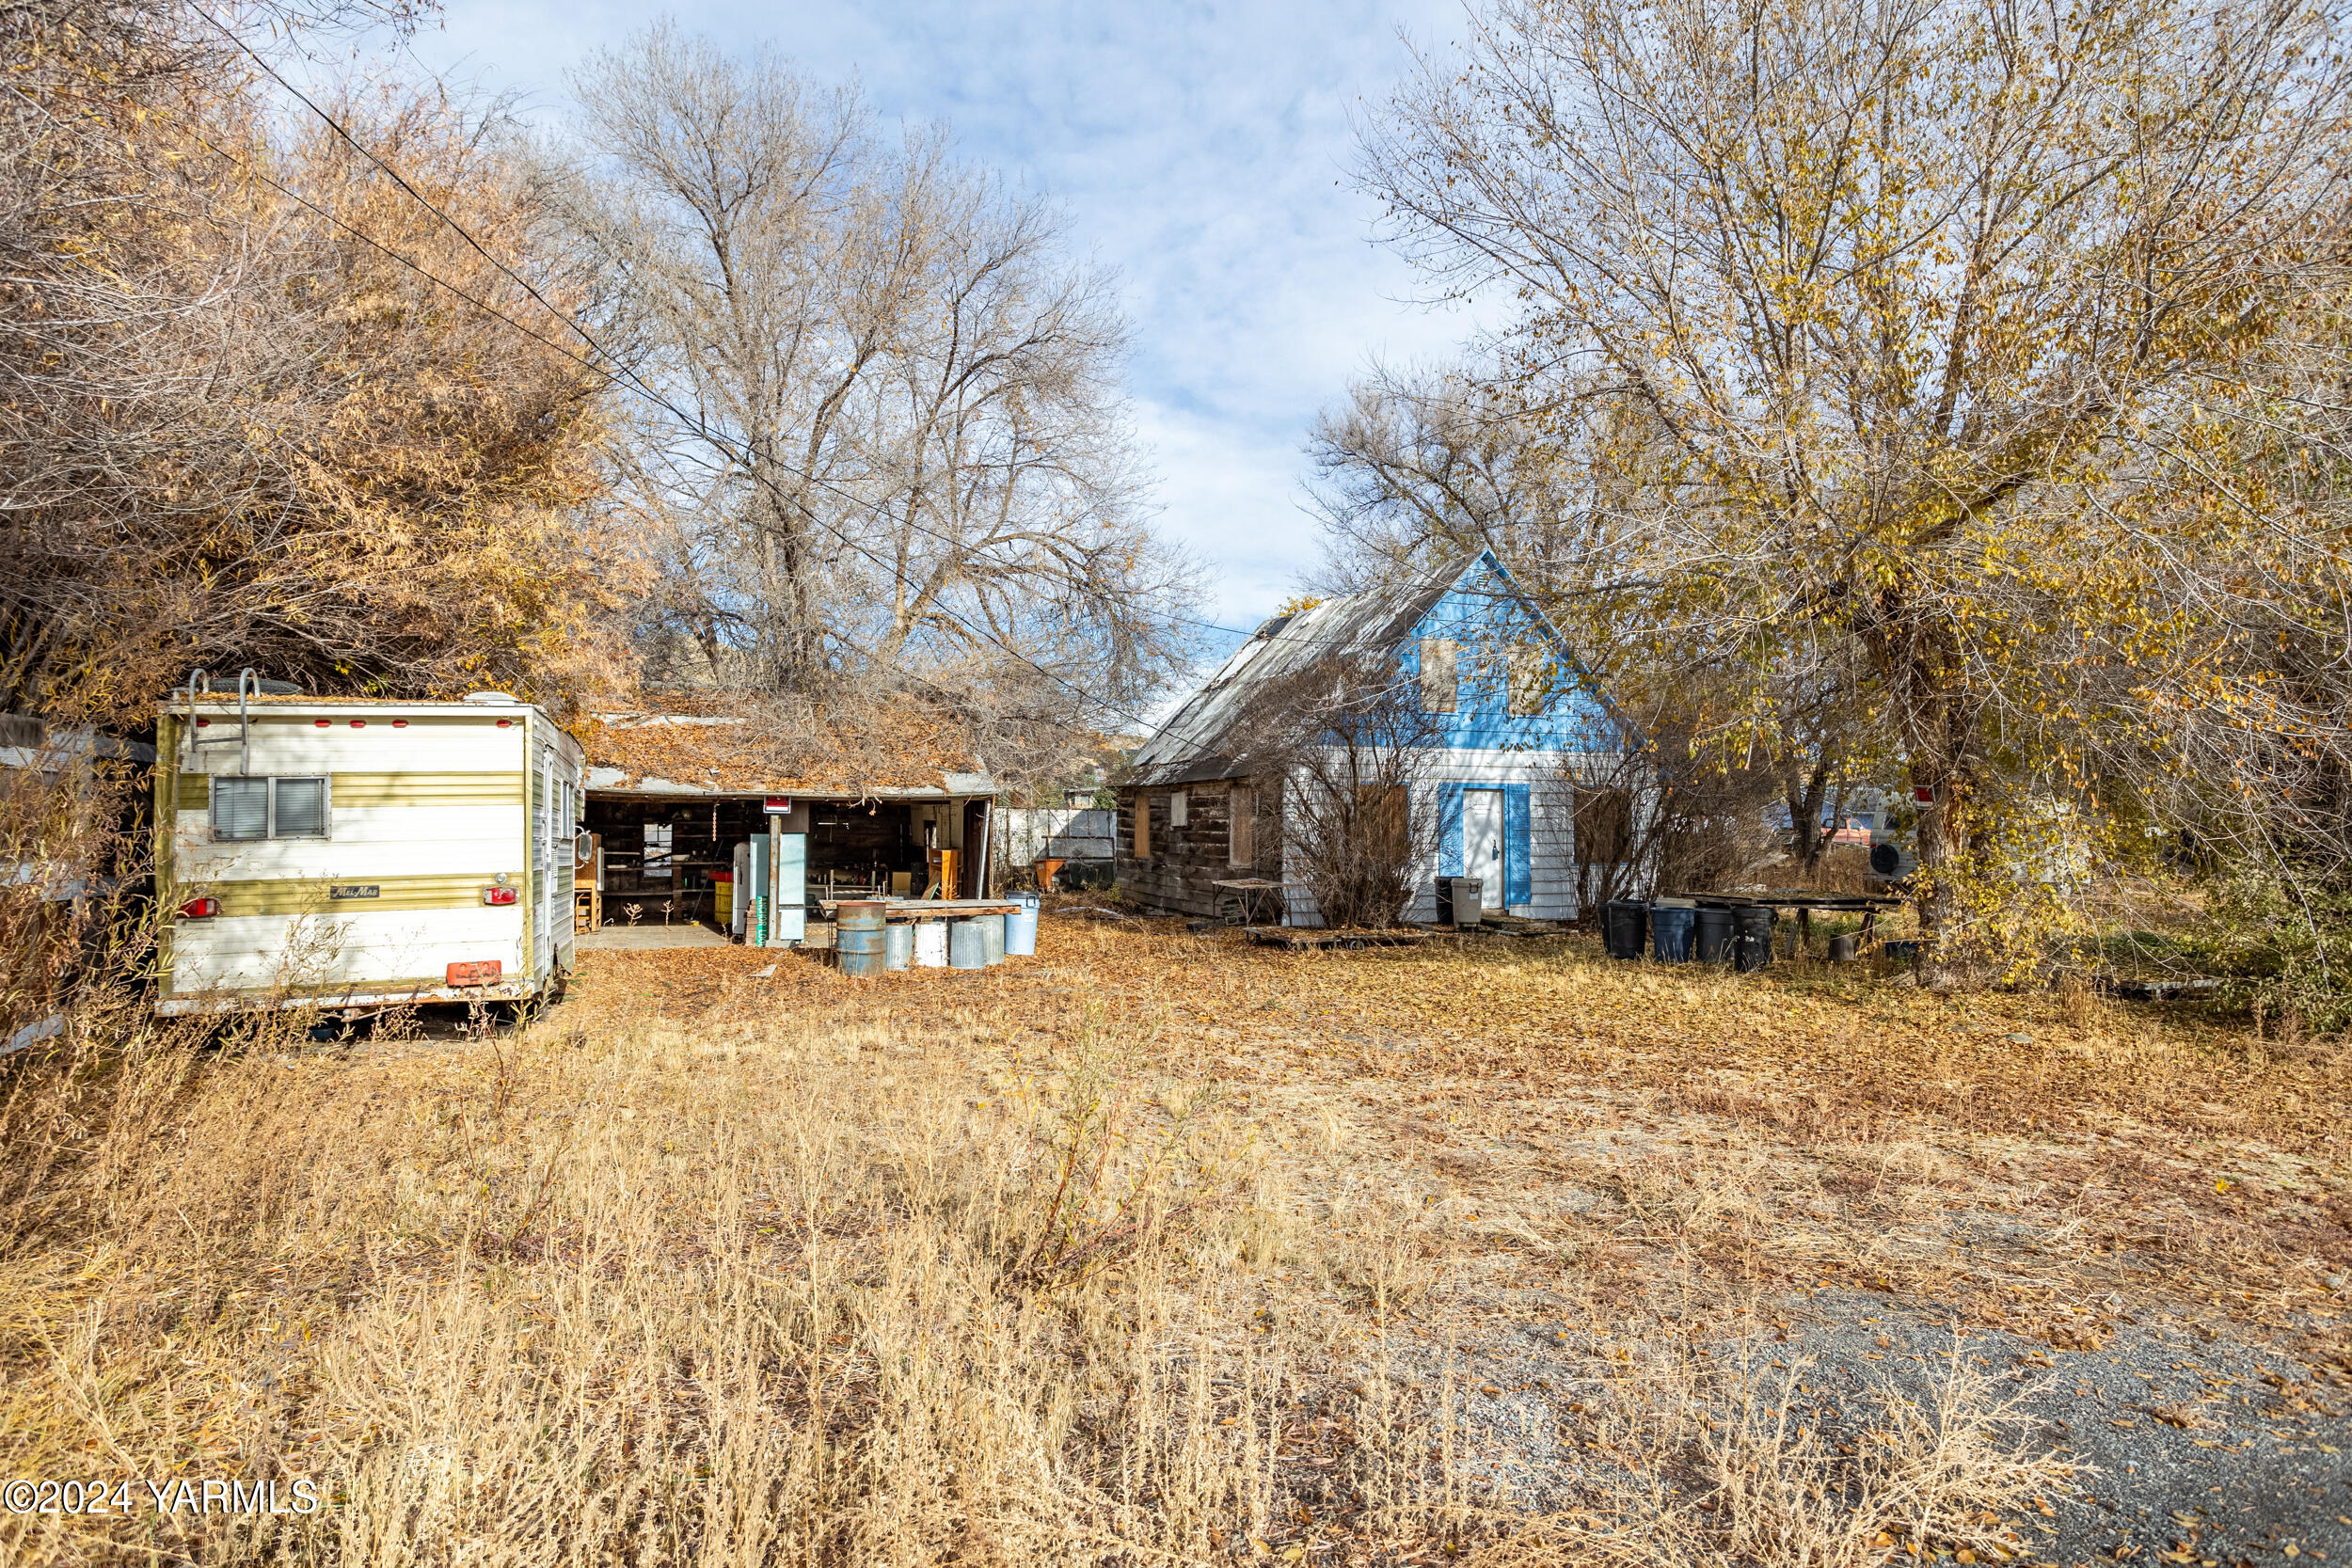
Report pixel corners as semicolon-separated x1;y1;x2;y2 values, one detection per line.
1664;889;1908;958
1211;878;1287;926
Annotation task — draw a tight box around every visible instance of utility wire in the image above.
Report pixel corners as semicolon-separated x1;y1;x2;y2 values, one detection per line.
193;8;1198;731
159;111;1132;736
198;8;1481;662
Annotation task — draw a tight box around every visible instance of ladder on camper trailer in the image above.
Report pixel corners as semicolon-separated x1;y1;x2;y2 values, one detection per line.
180;668;256;775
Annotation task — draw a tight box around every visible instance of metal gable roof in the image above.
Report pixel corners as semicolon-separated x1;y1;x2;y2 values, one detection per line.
1129;552;1555;787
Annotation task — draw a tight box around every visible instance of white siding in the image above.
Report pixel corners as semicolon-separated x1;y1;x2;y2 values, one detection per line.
175;804;528;881
181;718;516;777
171;909;525;993
1530;776;1577;920
1284;748;1620;927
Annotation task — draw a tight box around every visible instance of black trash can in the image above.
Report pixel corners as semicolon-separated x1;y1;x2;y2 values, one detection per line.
1650;904;1697;963
1436;876;1484;927
1732;906;1777;973
1602;899;1648;959
1693;906;1736;963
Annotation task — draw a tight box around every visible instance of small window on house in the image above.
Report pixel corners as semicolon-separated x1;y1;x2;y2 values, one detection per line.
1169;791;1188;829
211;776;328;841
643;821;674;877
1229;784;1255;867
1134;795;1152;859
1507;643;1549;717
1419;638;1458;713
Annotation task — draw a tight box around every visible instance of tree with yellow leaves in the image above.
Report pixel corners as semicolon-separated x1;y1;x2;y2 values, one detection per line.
1358;0;2352;977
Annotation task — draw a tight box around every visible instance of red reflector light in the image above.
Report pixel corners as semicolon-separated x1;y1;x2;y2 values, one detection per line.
179;896;219;919
496;719;513;728
350;719;366;728
314;719;330;728
195;718;210;728
447;959;502;987
482;885;519;906
392;719;408;728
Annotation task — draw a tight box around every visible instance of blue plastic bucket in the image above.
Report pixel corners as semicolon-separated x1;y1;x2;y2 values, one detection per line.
1649;905;1696;963
1005;895;1039;957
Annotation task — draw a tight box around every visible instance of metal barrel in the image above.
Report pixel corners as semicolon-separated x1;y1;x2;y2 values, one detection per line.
1004;895;1039;957
947;918;988;970
915;921;948;968
837;900;889;977
884;922;914;971
974;912;1006;966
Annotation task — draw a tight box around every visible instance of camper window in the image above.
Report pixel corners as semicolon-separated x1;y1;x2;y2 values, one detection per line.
275;778;327;837
212;776;329;841
213;779;267;841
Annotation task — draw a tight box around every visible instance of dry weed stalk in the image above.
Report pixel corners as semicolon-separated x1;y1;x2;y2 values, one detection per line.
0;999;1455;1565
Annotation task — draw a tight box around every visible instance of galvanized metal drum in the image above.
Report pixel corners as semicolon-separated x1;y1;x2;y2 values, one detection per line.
915;921;948;968
1005;895;1039;957
836;900;888;977
947;918;987;970
884;922;914;971
973;912;1006;966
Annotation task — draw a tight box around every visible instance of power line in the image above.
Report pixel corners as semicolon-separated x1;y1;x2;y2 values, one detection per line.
158;110;1144;736
194;8;1191;731
197;10;1458;664
183;21;1188;735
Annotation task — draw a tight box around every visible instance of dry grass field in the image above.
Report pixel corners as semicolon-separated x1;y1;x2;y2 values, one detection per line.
2;915;2346;1566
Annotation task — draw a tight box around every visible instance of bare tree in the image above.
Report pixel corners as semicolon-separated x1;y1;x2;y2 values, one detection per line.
550;26;1197;724
1305;363;1578;601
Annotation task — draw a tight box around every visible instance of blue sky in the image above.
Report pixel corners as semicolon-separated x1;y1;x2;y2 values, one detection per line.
368;0;1487;646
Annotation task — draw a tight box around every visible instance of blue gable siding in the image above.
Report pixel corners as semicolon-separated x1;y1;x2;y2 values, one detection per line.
1397;554;1615;751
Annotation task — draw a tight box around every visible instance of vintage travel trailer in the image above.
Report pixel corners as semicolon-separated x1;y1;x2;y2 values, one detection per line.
154;677;586;1014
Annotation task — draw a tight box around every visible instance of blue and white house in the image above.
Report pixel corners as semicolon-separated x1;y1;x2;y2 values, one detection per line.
1119;551;1642;925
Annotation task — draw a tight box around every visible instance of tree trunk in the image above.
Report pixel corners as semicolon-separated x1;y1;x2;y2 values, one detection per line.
1783;761;1833;879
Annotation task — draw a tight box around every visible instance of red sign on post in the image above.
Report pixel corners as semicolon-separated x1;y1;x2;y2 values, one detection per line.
446;959;502;988
1914;786;1937;803
764;797;792;815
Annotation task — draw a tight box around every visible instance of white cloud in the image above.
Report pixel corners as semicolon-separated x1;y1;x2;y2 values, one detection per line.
383;0;1497;628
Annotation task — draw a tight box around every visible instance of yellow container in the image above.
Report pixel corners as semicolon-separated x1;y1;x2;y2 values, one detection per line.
714;872;734;927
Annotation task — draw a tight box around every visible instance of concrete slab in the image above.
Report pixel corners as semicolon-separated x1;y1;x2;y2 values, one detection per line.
576;924;732;952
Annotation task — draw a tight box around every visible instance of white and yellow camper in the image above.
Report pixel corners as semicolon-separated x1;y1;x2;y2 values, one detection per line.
154;681;585;1015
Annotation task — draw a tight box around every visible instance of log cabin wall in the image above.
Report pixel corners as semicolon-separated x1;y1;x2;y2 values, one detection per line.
1115;780;1276;919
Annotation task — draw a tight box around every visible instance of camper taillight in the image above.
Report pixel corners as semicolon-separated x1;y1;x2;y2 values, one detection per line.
178;896;219;919
481;885;519;906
